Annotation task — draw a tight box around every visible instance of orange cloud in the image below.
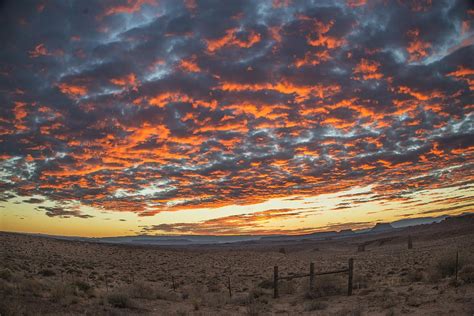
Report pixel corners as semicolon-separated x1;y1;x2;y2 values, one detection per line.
353;59;383;80
110;73;139;90
179;55;201;72
57;83;88;97
206;28;261;52
406;29;431;62
28;44;50;58
101;0;157;17
306;20;346;49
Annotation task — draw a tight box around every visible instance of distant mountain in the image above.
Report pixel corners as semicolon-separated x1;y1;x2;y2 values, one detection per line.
390;215;449;228
17;212;473;246
94;234;265;245
370;223;394;232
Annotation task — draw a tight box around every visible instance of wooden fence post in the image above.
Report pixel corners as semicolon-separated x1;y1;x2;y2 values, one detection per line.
227;276;232;298
309;262;315;291
347;258;354;296
273;266;279;298
408;235;413;249
171;276;176;291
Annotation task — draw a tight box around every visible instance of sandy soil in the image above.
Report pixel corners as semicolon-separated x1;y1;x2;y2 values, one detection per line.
1;221;474;315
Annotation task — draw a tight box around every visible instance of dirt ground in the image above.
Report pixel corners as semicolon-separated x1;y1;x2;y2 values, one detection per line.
1;221;474;315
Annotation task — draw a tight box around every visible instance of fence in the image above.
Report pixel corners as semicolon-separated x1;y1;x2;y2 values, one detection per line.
272;258;354;298
358;235;414;252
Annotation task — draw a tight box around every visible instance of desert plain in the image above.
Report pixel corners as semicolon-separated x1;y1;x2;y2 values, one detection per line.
1;215;474;316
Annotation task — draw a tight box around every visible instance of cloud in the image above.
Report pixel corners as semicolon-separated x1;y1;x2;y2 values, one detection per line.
0;0;472;227
36;206;94;219
141;207;313;234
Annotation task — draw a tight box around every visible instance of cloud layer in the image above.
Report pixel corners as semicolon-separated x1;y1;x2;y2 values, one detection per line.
1;0;473;229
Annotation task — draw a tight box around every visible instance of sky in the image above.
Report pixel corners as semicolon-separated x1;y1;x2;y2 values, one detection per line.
0;0;473;237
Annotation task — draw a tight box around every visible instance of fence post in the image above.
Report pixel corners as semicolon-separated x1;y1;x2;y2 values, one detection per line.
408;235;413;249
309;262;315;291
348;258;354;296
273;266;279;298
455;251;459;283
227;276;232;298
171;276;176;291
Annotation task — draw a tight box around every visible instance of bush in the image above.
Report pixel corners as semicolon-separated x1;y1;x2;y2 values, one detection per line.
50;282;76;303
459;264;474;283
436;254;464;277
38;269;56;277
257;279;273;289
245;296;264;316
305;300;328;311
0;269;13;281
353;274;369;289
0;299;26;316
127;282;155;299
405;269;424;283
279;280;297;295
305;275;344;299
107;292;134;309
19;278;44;297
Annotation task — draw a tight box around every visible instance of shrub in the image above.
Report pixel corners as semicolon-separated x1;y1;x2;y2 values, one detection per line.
405;269;424;283
257;279;273;289
0;299;26;316
73;280;94;296
279;280;297;295
305;275;344;299
436;254;464;277
192;298;200;311
0;269;13;281
127;282;155;299
245;296;264;316
279;248;286;254
155;288;180;301
38;269;56;277
206;279;221;293
304;300;328;311
50;282;76;303
335;307;362;316
459;264;474;283
19;278;44;297
107;292;134;309
353;274;369;289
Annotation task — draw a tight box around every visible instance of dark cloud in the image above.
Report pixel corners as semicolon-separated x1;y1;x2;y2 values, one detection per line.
36;206;93;219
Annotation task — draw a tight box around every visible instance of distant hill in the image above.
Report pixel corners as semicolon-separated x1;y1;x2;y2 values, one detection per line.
14;212;473;246
390;215;449;228
370;223;394;232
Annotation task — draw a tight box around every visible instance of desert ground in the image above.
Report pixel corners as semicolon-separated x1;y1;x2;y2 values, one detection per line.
1;216;474;315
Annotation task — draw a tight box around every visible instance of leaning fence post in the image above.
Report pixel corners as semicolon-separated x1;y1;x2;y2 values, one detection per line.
408;235;413;249
273;266;279;298
309;262;315;291
348;258;354;296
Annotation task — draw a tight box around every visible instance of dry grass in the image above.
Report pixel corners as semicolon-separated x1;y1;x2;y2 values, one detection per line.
305;275;345;299
459;264;474;284
1;227;474;315
107;292;135;309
